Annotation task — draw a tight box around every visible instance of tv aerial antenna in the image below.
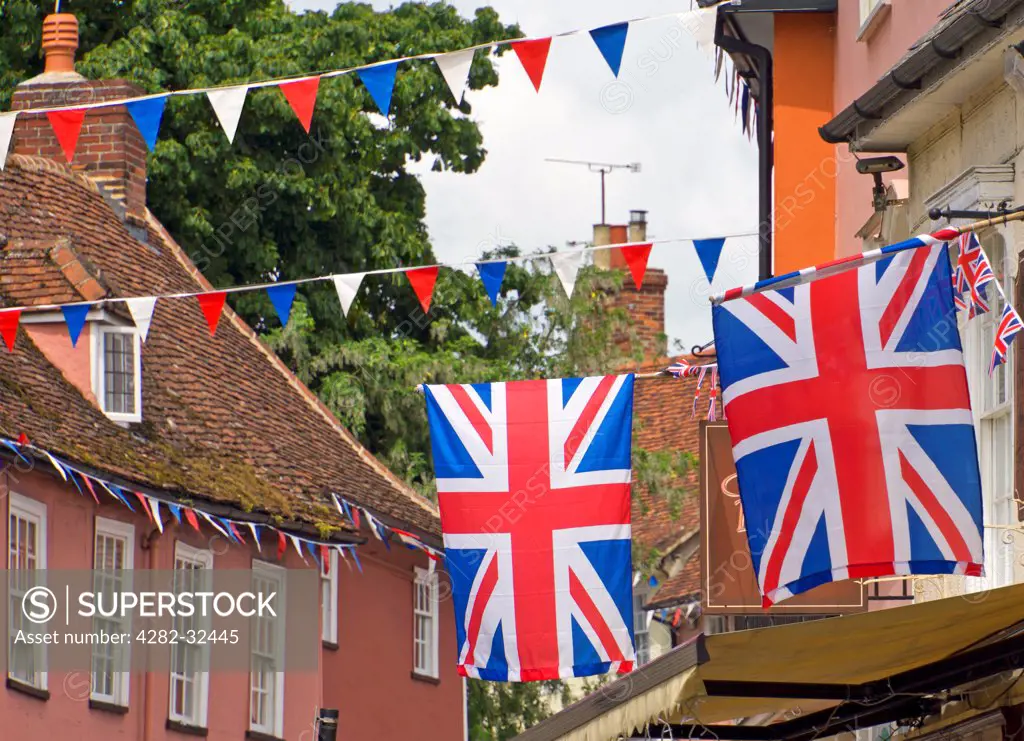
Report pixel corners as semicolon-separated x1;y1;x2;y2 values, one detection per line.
544;159;641;224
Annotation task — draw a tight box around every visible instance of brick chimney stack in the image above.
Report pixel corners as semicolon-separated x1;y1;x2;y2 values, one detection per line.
594;210;667;360
10;13;149;218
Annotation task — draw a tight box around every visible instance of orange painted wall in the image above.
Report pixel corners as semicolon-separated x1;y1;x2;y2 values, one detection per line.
772;13;837;274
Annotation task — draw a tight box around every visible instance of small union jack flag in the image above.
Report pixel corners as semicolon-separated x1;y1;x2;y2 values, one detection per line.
954;233;994;318
991;302;1023;375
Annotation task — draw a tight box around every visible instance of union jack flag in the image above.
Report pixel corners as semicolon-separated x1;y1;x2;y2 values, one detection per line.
424;375;635;681
954;232;994;318
712;240;984;606
991;302;1023;374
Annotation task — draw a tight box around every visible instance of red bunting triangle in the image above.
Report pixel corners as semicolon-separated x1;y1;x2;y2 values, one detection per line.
197;292;227;336
46;109;86;163
406;266;439;313
83;475;100;504
0;309;21;351
184;508;201;532
620;243;653;289
511;38;553;92
279;76;320;133
320;545;330;574
16;433;29;445
277;531;287;560
135;492;154;522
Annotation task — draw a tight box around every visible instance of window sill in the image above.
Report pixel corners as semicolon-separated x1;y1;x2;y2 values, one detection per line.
411;670;440;685
167;719;209;737
6;676;50;701
322;639;339;651
246;730;286;741
856;0;891;42
90;698;129;714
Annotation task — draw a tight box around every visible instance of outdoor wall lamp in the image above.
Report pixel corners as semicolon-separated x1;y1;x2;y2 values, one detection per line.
317;708;339;741
856;155;905;212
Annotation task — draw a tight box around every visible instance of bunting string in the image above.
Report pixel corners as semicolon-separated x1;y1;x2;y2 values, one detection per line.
0;233;754;349
0;8;720;168
0;435;436;572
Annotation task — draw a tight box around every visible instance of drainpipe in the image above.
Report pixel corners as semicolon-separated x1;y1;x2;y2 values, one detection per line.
140;528;161;741
715;15;774;281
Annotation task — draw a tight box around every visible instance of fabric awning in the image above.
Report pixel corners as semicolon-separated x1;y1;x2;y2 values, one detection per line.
516;583;1024;741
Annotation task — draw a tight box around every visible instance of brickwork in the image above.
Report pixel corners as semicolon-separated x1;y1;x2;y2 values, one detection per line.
606;267;668;360
11;79;147;217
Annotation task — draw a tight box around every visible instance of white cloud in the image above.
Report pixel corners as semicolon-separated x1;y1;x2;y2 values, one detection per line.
289;0;759;350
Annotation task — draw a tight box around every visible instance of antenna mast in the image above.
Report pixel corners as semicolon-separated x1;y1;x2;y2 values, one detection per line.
544;159;641;224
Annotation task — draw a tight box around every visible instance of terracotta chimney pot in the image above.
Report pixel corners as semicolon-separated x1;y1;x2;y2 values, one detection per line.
41;13;79;74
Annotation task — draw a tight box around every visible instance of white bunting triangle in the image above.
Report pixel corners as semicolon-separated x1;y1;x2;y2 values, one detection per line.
207;86;249;143
333;273;366;317
435;49;475;104
0;112;17;171
677;9;717;57
125;296;157;342
550;251;584;299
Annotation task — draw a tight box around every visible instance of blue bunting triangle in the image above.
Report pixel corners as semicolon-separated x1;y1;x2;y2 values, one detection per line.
61;304;91;347
476;262;507;306
125;95;168;152
694;237;726;284
589;23;629;77
266;284;297;327
358;62;399;116
167;503;183;524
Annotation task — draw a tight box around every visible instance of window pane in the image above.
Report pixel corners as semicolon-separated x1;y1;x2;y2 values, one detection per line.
104;332;136;415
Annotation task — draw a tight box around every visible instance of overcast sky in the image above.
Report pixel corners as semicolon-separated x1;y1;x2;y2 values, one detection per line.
290;0;759;350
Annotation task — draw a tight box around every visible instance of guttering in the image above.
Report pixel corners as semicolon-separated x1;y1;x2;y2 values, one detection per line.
819;0;1024;146
715;14;774;281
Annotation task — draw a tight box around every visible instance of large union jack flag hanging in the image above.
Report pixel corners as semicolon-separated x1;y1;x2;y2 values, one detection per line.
712;240;984;606
423;375;636;682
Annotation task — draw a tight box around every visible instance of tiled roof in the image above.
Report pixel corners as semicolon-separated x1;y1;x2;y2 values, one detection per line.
0;154;440;540
629;355;713;552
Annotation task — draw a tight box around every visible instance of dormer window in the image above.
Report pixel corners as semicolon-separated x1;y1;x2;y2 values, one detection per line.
93;326;141;423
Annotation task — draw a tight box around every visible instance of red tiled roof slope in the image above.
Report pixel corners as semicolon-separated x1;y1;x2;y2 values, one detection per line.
0;155;439;539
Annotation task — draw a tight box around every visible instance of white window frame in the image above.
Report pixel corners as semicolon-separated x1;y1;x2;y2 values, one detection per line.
413;567;439;679
91;325;142;424
169;542;213;729
321;550;339;645
91;516;134;706
250;560;286;738
632;582;651;667
858;0;885;23
8;492;47;690
963;230;1016;591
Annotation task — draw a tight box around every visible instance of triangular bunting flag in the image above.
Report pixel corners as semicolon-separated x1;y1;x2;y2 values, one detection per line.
197;292;227;336
0;309;21;351
332;273;365;317
16;432;29;445
185;508;201;532
207;86;248;143
350;546;363;573
619;243;652;289
149;499;165;534
277;531;287;560
46;108;86;163
266;283;297;327
694;237;726;284
61;304;91;347
476;261;507;307
358;62;399;116
406;266;439;313
550;252;584;299
435;49;474;104
320;545;331;574
125;95;168;152
511;38;552;92
83;475;100;504
167;502;183;524
227;521;245;544
248;522;262;552
0;112;17;171
125;297;157;342
289;534;308;562
278;76;320;133
589;23;629;77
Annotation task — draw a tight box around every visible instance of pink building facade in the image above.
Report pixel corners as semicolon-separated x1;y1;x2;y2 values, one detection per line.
0;12;464;741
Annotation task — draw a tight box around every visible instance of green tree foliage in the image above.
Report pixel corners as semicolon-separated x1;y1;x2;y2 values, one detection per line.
1;3;694;738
